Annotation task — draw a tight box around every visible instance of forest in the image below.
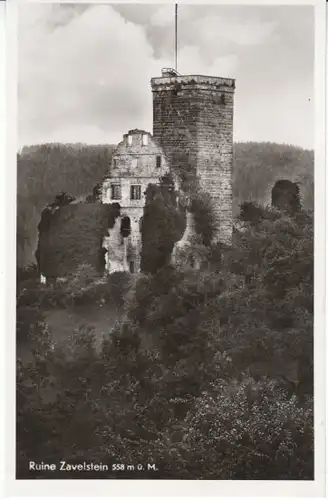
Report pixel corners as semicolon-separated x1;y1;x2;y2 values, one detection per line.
17;141;314;268
16;142;314;478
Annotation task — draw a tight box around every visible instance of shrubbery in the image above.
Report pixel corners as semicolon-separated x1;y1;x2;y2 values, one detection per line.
17;144;114;268
16;202;314;480
190;192;216;246
141;175;186;274
65;264;132;309
36;198;121;279
181;378;313;479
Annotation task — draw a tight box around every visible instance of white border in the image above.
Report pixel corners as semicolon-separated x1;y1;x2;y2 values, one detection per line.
3;0;327;498
1;0;7;499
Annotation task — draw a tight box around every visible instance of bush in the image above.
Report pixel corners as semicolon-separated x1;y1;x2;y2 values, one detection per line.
181;378;313;479
190;192;216;246
141;175;186;274
16;199;314;480
36;201;120;279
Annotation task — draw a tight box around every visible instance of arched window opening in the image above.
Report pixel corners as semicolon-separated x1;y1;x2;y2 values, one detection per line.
120;216;131;238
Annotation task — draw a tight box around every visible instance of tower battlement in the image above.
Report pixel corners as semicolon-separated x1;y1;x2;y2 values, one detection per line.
151;74;235;92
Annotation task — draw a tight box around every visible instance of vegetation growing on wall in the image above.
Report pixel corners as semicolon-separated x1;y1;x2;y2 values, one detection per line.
140;174;186;274
86;181;104;203
189;192;216;247
271;179;301;213
36;196;120;279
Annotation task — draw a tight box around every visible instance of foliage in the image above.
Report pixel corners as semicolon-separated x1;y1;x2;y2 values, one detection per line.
16;201;314;480
181;378;313;479
271;179;301;213
17;143;114;268
36;201;120;279
65;265;132;309
232;141;314;216
85;182;103;203
172;234;211;271
141;175;186;274
239;201;275;224
17;141;313;269
49;192;76;208
190;192;216;246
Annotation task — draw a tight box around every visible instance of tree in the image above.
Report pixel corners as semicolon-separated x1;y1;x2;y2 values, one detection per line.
141;175;186;274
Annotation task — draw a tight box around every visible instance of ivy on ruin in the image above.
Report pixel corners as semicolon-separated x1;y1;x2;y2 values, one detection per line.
140;174;186;274
36;194;121;279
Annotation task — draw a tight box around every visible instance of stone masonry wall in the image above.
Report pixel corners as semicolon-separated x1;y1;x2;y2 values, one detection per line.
151;75;235;243
101;129;170;273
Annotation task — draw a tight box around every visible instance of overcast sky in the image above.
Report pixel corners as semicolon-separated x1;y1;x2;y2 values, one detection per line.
18;3;314;149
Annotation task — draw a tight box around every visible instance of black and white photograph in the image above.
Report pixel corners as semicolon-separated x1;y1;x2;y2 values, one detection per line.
9;0;326;493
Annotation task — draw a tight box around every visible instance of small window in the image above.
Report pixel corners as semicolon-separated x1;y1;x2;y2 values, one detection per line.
131;157;138;168
156;155;162;168
113;158;117;168
130;185;141;200
128;135;133;146
110;184;121;200
142;134;148;146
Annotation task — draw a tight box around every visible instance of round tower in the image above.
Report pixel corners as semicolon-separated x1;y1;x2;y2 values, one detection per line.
151;71;235;243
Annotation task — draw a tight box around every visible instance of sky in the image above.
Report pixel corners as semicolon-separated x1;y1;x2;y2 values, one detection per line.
18;3;314;150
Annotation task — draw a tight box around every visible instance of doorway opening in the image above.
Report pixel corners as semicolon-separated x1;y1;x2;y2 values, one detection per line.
120;216;131;238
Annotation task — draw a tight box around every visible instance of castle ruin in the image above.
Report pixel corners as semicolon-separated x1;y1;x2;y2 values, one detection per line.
102;69;236;274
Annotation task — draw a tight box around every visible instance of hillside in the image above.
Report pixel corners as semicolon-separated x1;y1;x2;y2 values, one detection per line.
232;142;314;215
17;144;114;268
17;204;314;479
17;141;314;268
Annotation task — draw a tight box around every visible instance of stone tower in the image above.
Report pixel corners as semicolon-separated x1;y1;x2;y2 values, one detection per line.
151;71;235;243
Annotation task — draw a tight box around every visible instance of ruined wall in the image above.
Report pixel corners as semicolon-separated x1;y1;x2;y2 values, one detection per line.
151;75;235;243
103;209;143;274
102;129;169;208
171;211;195;265
111;129;169;176
102;176;163;209
101;129;170;274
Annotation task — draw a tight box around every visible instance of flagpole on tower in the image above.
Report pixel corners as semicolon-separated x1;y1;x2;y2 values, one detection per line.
175;3;178;73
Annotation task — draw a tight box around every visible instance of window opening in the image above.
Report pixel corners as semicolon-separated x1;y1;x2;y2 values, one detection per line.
111;184;121;200
130;185;141;200
120;216;131;238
